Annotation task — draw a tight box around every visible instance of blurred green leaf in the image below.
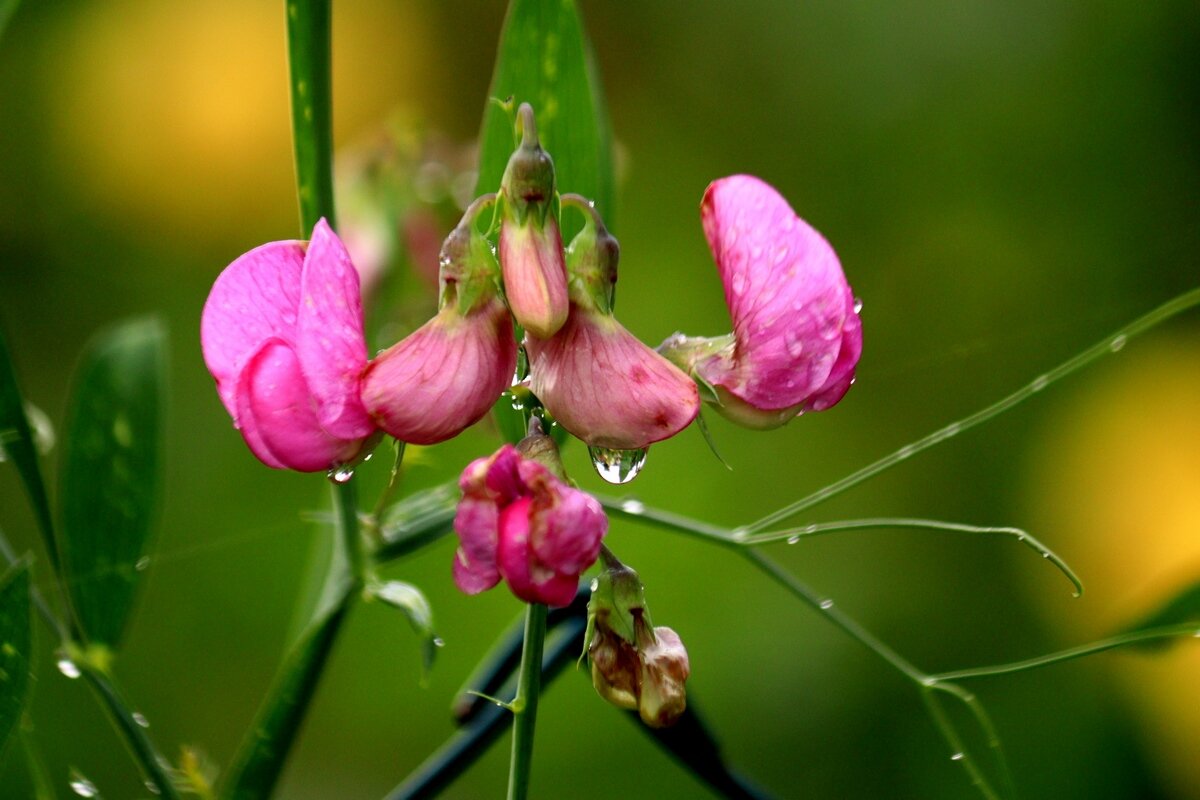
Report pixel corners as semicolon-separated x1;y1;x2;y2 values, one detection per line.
0;560;31;759
0;0;17;41
376;481;457;562
0;322;57;569
1116;582;1200;651
59;317;166;647
369;580;439;678
475;0;615;236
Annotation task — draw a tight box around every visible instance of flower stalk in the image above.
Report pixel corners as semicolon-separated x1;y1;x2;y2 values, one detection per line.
507;602;548;800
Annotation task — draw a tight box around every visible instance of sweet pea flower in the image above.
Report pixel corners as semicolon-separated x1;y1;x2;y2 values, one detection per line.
201;219;377;472
497;103;569;339
361;197;517;445
527;198;700;450
452;441;607;607
660;175;862;429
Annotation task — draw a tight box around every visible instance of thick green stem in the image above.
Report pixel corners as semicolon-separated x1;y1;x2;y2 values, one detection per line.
507;603;547;800
286;0;336;232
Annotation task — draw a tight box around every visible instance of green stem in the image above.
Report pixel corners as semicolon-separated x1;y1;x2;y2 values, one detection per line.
286;0;336;232
77;658;182;799
507;603;547;800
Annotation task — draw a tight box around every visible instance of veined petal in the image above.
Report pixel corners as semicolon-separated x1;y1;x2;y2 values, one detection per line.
234;338;364;472
528;305;699;449
295;218;374;440
361;299;517;445
202;240;305;417
499;218;569;339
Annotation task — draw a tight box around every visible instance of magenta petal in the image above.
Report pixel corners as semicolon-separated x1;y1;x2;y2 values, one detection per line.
236;339;361;472
295;218;374;440
496;498;578;607
202;241;306;417
527;481;607;577
453;547;501;595
698;174;860;413
499;218;569;339
361;300;517;445
528;306;699;449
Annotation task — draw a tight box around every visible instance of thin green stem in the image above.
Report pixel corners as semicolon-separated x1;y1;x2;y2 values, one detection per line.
744;287;1200;534
507;603;547;800
930;623;1200;682
921;687;1002;800
286;0;336;232
743;517;1081;597
77;658;182;799
335;479;366;583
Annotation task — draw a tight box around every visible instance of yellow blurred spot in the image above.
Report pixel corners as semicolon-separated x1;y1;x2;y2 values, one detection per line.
1024;335;1200;796
44;0;433;243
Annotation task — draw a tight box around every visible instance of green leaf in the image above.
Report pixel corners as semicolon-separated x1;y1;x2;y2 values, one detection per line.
1116;582;1200;651
475;0;615;236
375;482;458;563
0;561;31;760
59;317;166;647
369;580;439;678
0;321;57;570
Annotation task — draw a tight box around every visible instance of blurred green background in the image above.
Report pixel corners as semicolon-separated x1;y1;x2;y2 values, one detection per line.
2;0;1199;797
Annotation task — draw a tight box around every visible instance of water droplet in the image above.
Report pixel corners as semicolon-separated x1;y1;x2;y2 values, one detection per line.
132;712;150;728
731;527;750;542
588;446;648;485
1031;374;1049;392
68;769;98;798
1109;334;1127;352
432;637;445;648
328;465;355;484
135;556;151;572
852;297;864;314
1041;551;1050;559
950;752;964;762
786;535;801;544
819;598;834;610
1016;534;1026;542
57;658;81;679
589;578;599;592
620;499;645;515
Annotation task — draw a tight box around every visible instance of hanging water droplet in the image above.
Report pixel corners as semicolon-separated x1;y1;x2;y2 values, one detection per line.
786;535;801;544
56;658;81;679
852;297;864;314
588;446;648;485
132;712;150;728
950;752;965;762
1109;334;1127;352
135;556;151;572
432;638;445;648
819;598;835;610
620;499;645;515
1041;551;1051;559
68;769;98;798
328;465;355;484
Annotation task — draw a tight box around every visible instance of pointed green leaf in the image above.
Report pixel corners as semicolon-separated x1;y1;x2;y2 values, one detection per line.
0;561;31;760
369;580;439;677
0;321;57;569
59;317;166;647
1116;582;1200;651
476;0;614;235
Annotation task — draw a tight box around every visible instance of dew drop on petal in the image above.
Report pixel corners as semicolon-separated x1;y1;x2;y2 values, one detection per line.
588;446;648;485
853;297;864;315
68;769;98;798
56;658;81;679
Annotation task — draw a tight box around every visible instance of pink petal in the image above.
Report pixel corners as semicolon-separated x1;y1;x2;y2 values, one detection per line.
699;174;859;412
361;299;517;445
527;306;699;449
453;546;501;595
527;478;607;576
295;219;374;440
496;498;578;607
499;217;569;339
201;241;305;417
234;338;364;471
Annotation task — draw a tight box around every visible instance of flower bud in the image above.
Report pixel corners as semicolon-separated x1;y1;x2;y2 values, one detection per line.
526;200;699;450
201;219;378;471
659;175;862;429
498;104;569;339
636;625;690;728
361;200;517;445
452;442;607;607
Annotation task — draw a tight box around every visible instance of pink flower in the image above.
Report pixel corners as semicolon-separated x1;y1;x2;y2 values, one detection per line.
526;197;700;450
360;206;517;445
452;444;607;607
201;219;377;471
661;175;862;429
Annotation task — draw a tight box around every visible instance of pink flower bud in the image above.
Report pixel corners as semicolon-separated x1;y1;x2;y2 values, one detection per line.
360;206;517;445
527;304;699;450
498;104;569;339
200;219;377;471
661;175;862;429
452;444;607;607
